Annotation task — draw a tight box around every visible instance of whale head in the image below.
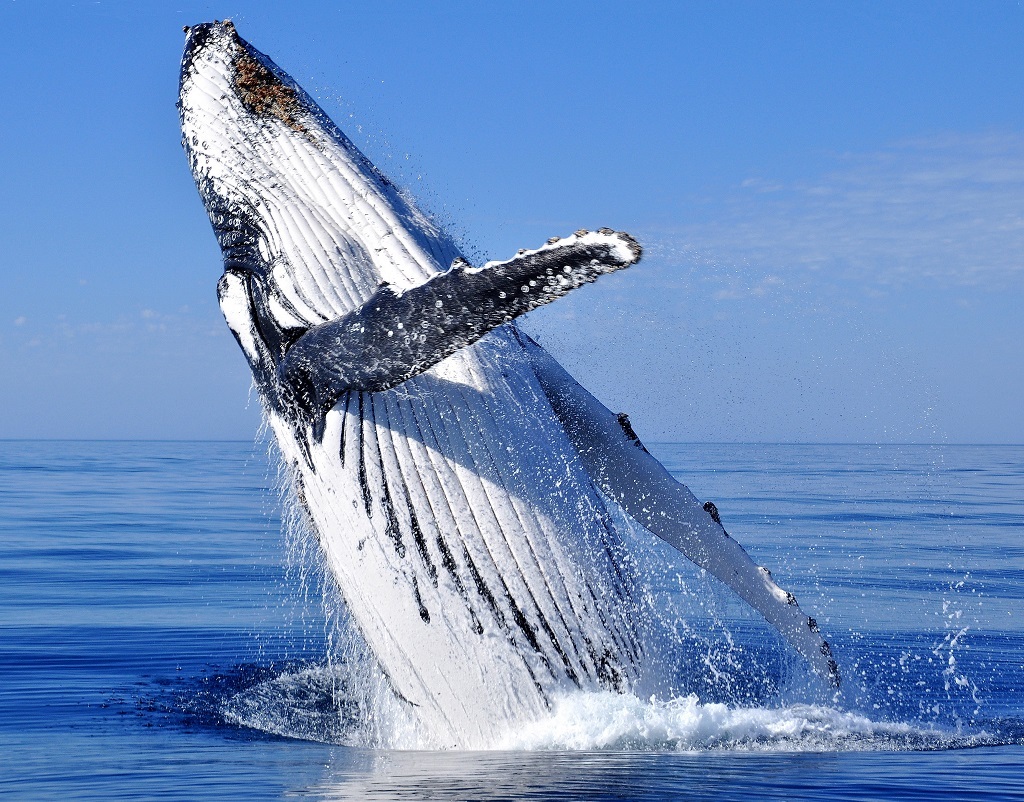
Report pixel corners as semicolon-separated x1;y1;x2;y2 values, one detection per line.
179;20;461;338
179;19;473;403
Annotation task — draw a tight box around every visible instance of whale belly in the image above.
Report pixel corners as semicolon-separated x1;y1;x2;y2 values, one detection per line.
273;331;639;746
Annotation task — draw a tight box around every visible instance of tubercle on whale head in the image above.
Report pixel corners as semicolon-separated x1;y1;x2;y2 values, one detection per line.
180;19;311;138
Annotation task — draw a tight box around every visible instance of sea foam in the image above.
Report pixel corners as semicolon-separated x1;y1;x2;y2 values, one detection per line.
497;691;968;752
220;665;993;752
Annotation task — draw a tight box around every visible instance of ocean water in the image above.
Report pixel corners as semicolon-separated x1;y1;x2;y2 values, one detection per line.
1;439;1021;800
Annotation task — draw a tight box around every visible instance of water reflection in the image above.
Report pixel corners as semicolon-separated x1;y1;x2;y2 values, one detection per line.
300;747;1023;802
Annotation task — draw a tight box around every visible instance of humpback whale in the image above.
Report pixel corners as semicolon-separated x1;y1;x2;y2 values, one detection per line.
179;21;839;747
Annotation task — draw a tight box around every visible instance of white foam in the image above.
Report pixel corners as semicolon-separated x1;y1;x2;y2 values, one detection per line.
496;690;980;752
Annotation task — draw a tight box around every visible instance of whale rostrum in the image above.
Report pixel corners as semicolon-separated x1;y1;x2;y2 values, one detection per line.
181;20;838;747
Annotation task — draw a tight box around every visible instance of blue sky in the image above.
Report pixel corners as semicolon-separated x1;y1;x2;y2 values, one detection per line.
1;1;1022;442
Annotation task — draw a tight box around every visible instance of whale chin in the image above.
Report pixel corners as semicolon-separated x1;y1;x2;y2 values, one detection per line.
181;21;838;747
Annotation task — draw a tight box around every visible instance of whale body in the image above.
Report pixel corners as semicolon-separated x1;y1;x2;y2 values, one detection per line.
179;21;838;748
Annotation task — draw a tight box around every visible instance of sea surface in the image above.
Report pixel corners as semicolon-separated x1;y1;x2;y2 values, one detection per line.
1;440;1021;800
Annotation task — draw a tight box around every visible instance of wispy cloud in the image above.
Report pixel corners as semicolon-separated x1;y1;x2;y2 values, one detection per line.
644;132;1024;297
8;308;227;352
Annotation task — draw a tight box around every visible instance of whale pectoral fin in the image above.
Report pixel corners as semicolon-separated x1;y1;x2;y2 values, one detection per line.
519;331;840;688
277;229;642;428
217;270;278;393
217;269;309;415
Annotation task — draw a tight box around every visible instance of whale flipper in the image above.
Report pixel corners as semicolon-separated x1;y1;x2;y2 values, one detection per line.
519;331;840;687
278;231;641;432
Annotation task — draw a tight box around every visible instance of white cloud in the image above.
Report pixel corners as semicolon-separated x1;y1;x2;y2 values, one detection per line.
711;275;784;301
644;132;1024;296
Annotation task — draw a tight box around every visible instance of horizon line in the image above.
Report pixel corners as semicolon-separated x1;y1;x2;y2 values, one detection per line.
1;438;1021;447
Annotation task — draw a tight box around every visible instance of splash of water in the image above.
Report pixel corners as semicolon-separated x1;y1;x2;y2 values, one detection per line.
219;666;996;752
499;691;995;752
207;431;1013;752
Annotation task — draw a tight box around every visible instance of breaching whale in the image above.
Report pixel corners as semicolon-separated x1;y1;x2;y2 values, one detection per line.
179;21;839;747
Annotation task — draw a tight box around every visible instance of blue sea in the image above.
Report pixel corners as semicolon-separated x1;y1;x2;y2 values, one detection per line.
1;440;1021;800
